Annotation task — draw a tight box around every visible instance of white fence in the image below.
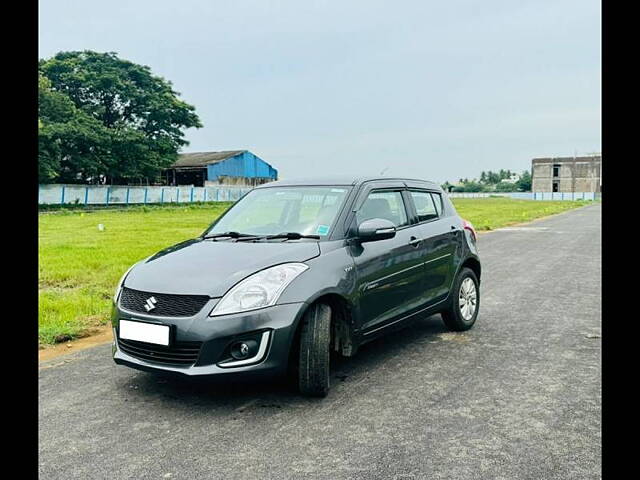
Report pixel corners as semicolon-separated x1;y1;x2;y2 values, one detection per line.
38;184;600;206
38;184;253;205
448;192;599;201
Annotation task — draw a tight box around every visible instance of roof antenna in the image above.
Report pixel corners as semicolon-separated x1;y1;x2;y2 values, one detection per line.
380;166;389;176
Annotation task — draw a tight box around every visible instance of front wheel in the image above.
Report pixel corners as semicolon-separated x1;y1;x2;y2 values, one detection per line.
298;302;332;397
441;267;480;331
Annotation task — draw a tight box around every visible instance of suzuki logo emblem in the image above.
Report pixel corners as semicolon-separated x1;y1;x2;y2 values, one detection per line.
144;296;158;312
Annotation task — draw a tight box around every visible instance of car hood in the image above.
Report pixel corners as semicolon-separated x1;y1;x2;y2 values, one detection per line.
124;239;321;297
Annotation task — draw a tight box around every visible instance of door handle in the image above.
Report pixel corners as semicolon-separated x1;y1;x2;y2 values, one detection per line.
409;236;422;247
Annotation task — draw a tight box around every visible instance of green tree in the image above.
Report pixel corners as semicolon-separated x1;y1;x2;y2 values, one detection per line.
463;181;486;192
515;170;532;191
453;179;486;192
486;171;500;184
39;74;112;183
495;181;515;192
39;50;202;184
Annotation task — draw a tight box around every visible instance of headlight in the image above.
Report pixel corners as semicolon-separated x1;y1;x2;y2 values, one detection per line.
210;263;309;316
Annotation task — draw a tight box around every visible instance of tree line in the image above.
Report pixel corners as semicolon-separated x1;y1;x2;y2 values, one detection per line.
39;51;202;184
442;169;532;193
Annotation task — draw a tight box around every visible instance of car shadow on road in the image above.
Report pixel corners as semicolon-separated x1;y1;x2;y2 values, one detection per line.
116;314;449;409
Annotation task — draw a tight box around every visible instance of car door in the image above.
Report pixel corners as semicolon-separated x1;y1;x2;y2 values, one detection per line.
405;189;459;304
348;184;426;334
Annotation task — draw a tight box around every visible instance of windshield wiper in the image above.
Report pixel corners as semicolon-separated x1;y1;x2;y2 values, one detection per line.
202;231;258;240
238;232;321;242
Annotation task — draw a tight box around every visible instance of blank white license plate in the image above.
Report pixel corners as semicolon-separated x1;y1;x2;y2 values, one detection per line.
119;320;170;346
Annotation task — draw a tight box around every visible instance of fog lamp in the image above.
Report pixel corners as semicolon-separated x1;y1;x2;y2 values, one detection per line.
230;340;258;360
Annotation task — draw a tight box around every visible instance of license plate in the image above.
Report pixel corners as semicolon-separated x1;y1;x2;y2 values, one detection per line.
119;320;170;346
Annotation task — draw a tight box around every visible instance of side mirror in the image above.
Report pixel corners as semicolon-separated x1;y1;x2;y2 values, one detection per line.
357;218;396;243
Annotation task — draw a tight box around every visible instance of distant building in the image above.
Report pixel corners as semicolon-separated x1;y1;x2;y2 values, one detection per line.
500;173;521;184
531;154;601;193
165;150;278;187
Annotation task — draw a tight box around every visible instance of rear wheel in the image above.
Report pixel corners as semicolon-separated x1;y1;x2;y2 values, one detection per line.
441;267;480;331
298;302;332;397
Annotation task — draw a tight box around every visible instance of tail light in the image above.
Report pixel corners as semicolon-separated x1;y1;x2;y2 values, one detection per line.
462;219;477;242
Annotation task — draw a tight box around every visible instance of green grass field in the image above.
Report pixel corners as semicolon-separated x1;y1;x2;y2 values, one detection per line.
38;198;589;344
450;197;589;231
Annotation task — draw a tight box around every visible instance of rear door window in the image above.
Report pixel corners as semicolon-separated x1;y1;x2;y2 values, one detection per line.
408;190;439;222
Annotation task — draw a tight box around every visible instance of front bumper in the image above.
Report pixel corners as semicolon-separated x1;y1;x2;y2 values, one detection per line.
112;300;308;378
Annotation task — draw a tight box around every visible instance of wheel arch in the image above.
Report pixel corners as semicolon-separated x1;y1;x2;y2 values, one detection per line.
287;292;357;372
460;256;481;283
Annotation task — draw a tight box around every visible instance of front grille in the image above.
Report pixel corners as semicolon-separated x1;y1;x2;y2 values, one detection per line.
119;287;210;317
118;337;202;366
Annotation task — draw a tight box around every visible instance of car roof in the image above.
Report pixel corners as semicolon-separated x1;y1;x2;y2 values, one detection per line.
255;176;442;190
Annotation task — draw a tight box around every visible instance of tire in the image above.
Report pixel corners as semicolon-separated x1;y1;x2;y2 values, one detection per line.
298;302;332;397
441;267;480;331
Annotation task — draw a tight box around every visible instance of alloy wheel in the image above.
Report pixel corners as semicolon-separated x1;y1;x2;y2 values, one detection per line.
458;277;477;321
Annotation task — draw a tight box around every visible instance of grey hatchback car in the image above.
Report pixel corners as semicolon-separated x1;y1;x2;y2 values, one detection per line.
112;176;481;396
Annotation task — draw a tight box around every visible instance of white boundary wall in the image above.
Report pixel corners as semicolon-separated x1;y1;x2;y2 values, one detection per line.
39;184;599;205
447;192;597;201
39;184;252;205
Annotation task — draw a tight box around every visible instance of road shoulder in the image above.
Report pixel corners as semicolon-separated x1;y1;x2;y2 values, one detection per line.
39;325;113;364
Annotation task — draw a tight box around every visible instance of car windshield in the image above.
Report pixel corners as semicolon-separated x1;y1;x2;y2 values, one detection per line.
205;186;351;239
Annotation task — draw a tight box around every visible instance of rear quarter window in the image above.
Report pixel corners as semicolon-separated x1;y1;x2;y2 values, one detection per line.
431;192;444;216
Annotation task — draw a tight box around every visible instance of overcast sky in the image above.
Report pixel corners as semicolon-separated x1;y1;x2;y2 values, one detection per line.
39;0;600;183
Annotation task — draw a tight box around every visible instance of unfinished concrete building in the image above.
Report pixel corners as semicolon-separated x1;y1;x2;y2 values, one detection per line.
531;155;602;193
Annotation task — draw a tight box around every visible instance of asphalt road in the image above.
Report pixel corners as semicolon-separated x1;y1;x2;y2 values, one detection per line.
39;204;601;480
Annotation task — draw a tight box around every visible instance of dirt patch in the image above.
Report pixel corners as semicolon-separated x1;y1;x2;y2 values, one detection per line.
39;324;113;364
38;280;77;290
76;315;108;332
436;332;470;343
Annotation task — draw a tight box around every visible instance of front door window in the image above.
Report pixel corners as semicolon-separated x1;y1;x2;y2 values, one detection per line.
356;190;408;227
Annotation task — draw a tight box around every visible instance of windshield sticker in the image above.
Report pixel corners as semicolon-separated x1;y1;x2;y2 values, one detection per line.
316;225;330;236
331;188;346;193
